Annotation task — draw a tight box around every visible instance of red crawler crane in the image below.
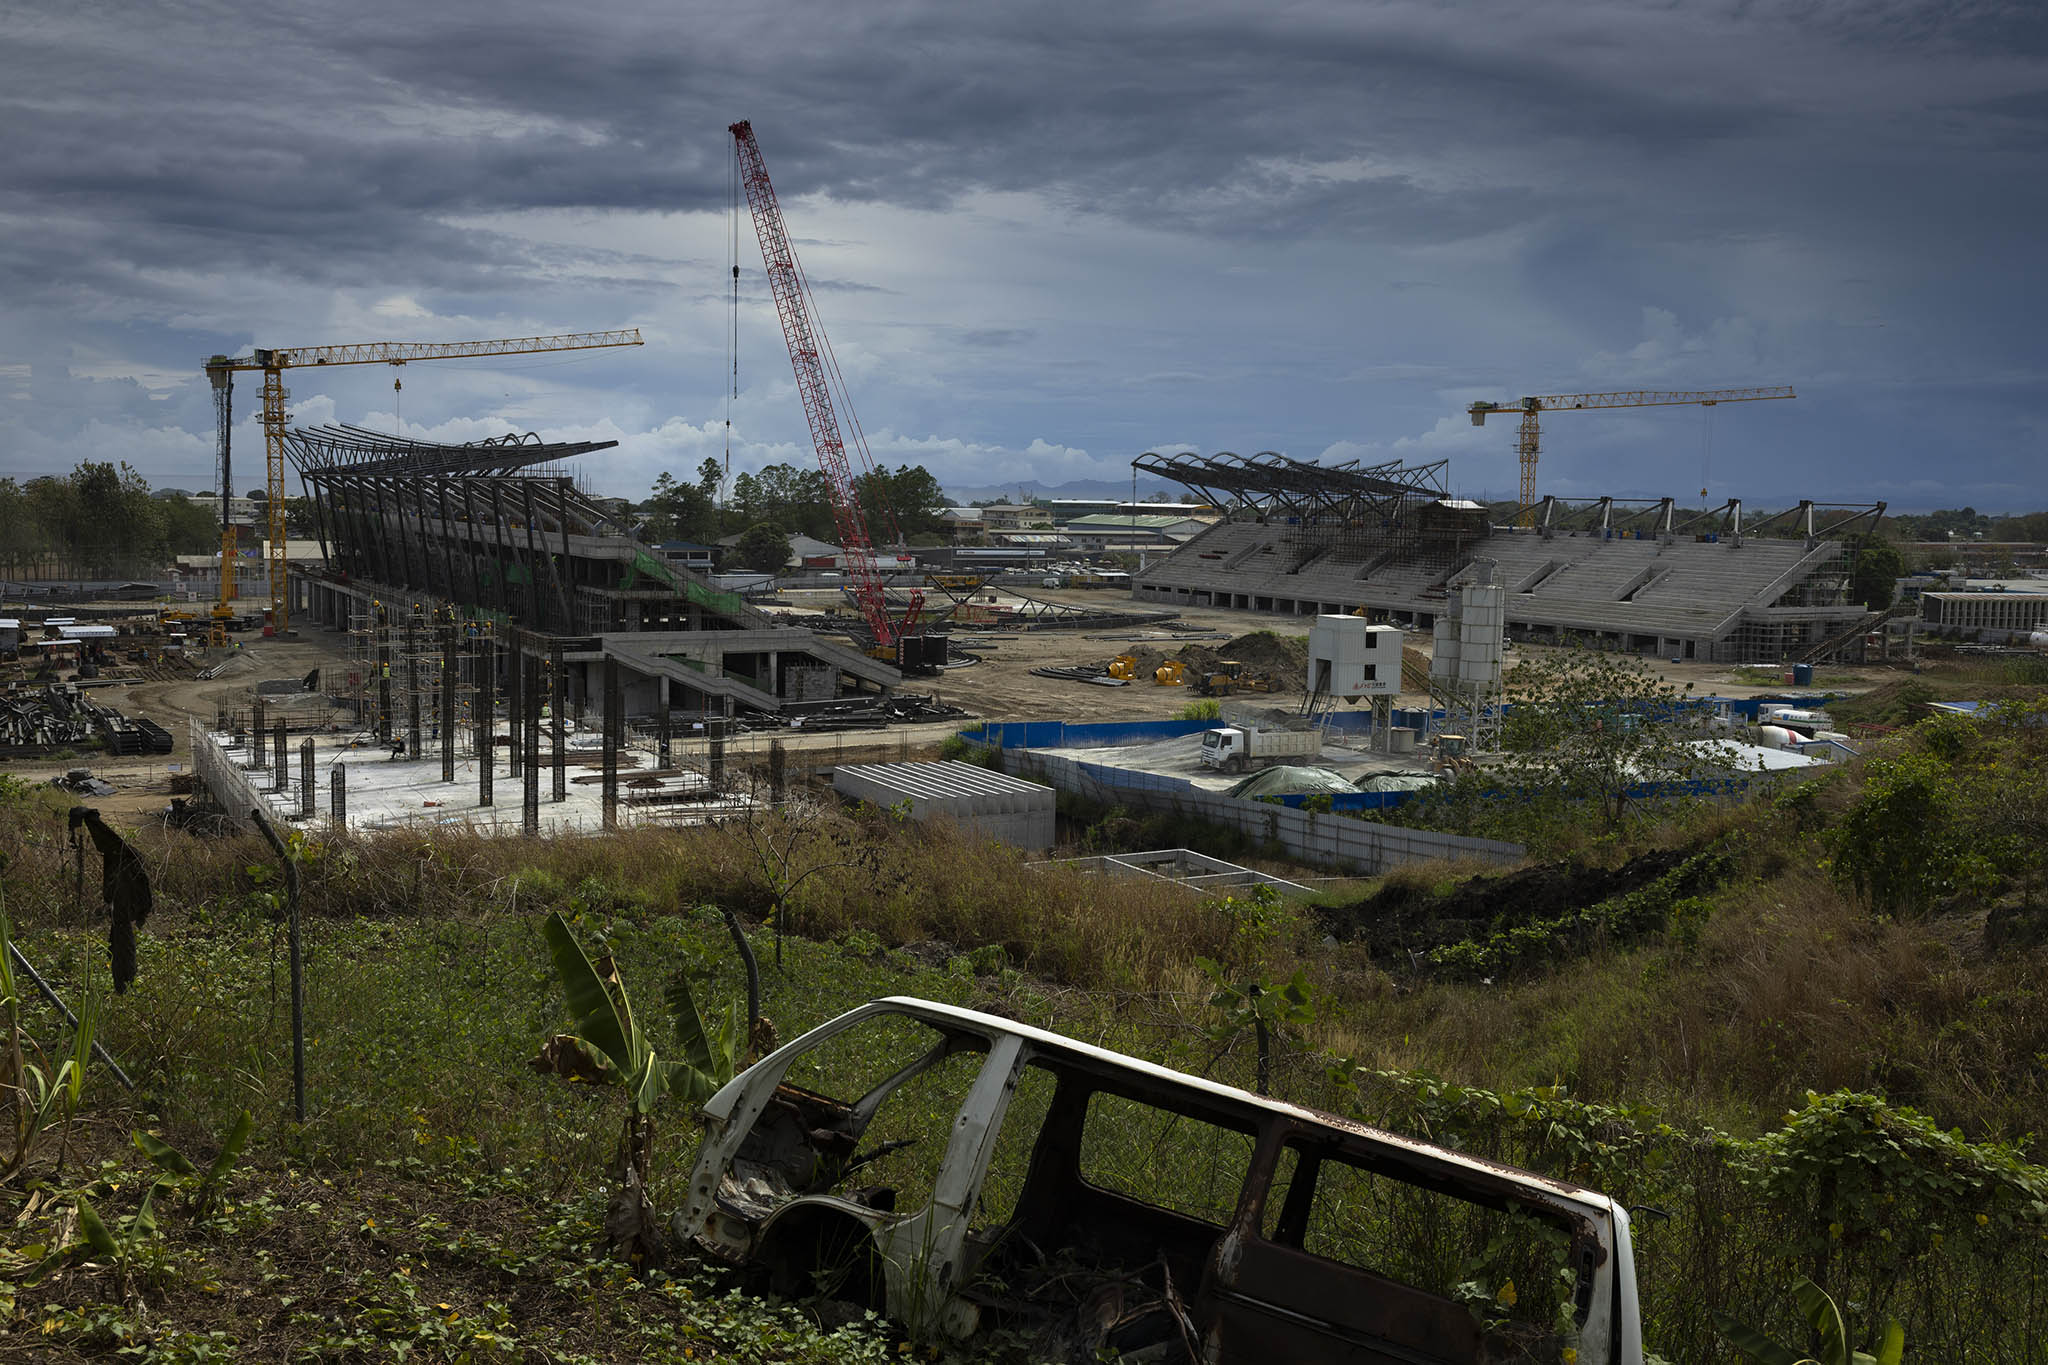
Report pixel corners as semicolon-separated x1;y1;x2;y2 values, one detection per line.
729;120;933;671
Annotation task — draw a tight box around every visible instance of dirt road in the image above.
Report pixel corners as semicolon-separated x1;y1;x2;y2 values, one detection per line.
912;592;1873;723
2;631;356;823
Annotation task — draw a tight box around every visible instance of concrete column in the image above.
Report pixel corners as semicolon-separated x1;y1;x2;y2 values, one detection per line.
476;635;494;809
522;651;541;836
601;657;620;831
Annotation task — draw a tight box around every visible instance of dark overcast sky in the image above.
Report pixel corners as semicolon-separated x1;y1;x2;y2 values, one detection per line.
2;0;2043;509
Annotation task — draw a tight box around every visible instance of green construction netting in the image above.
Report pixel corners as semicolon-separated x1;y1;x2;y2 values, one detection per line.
687;579;744;616
621;550;682;592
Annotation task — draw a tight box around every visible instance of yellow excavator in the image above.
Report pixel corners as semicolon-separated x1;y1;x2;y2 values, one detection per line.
1194;660;1275;698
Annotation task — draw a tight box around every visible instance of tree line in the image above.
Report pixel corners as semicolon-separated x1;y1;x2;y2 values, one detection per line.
0;463;222;581
638;458;950;571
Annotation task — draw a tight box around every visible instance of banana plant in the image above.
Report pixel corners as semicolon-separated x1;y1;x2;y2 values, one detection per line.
1714;1276;1906;1365
133;1110;253;1218
531;911;739;1267
28;1183;163;1299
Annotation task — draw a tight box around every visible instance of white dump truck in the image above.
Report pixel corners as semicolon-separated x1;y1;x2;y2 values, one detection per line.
1200;723;1321;774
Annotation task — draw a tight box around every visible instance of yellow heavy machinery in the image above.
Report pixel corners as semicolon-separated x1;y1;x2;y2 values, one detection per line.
1154;659;1186;687
1467;386;1796;513
1107;654;1139;681
1194;660;1275;698
202;330;643;642
1429;733;1477;777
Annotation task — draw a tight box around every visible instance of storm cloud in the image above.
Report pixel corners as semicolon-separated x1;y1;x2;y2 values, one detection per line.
2;0;2043;505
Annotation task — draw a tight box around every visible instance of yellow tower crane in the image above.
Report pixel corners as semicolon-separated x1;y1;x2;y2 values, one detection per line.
202;329;643;641
1466;385;1796;512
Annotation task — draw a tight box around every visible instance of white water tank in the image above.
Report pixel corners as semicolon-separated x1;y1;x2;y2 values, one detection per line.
2031;631;2048;648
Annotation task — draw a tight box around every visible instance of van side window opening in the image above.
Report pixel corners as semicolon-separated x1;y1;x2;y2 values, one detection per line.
749;1015;988;1210
1261;1138;1587;1336
1078;1091;1258;1228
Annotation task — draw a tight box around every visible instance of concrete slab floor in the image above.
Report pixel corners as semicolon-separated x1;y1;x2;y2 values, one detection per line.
208;730;754;835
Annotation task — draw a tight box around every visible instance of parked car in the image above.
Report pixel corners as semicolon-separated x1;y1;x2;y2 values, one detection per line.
676;997;1643;1362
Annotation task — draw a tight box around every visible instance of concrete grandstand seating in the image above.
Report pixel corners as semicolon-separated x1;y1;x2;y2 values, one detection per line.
1136;519;1864;659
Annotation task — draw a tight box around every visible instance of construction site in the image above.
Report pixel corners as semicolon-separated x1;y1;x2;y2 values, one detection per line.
0;127;2004;859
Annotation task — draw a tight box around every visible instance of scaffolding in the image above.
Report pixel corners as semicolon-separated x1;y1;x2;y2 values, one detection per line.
344;603;485;765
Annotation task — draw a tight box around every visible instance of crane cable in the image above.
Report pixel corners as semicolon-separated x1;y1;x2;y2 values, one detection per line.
1700;406;1714;505
726;141;739;505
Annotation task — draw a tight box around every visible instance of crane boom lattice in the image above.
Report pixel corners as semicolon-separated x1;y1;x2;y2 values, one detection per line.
729;119;897;649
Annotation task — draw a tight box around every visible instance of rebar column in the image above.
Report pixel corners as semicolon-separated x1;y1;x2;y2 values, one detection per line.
251;697;267;771
769;738;786;804
601;657;621;831
441;625;457;783
300;739;314;817
522;651;541;836
476;634;494;809
376;605;392;740
506;632;523;779
273;719;287;793
709;717;727;790
405;615;422;761
657;703;671;769
331;764;346;828
550;642;566;803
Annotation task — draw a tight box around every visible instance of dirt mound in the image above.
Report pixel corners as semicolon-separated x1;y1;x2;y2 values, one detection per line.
1171;631;1307;692
1313;846;1695;956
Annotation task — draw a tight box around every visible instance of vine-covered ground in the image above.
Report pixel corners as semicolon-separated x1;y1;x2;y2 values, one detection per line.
0;688;2043;1361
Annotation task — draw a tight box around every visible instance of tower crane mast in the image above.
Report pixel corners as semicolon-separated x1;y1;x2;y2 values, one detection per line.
1468;385;1796;509
203;329;642;639
730;120;922;660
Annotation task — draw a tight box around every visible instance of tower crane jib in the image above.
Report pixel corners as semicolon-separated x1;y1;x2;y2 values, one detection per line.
1466;385;1796;509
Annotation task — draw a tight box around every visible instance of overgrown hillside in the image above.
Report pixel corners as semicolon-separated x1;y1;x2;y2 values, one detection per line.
0;690;2043;1361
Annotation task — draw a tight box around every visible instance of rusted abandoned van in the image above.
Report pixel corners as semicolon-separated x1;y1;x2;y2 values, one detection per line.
677;997;1643;1363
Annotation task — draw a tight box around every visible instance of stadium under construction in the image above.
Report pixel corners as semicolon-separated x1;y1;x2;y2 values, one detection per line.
1130;451;1888;664
282;424;901;735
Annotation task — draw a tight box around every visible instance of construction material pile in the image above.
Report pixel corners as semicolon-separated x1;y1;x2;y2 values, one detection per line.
1053;630;1316;694
0;684;173;756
